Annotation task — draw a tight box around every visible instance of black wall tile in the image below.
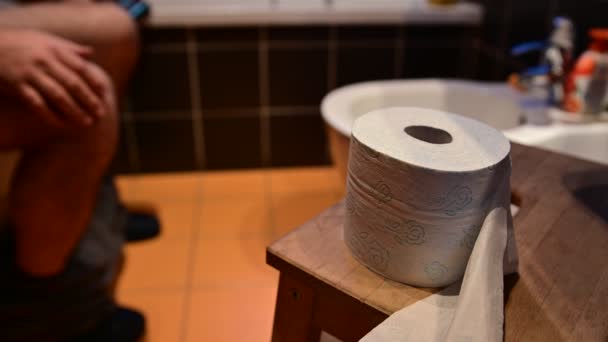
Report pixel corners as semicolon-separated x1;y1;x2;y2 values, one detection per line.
270;112;329;167
268;49;328;106
198;50;260;109
402;47;463;78
203;117;262;169
269;26;329;41
337;47;395;86
197;27;259;43
129;51;191;114
134;120;197;173
269;114;329;167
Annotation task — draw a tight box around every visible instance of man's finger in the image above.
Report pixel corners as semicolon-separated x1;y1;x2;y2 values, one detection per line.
46;57;103;119
55;49;106;98
18;84;65;128
30;72;92;127
60;39;93;57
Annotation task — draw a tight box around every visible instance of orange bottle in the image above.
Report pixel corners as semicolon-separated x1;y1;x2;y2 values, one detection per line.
564;29;608;114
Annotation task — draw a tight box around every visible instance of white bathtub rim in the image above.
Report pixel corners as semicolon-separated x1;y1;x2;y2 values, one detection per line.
146;1;482;27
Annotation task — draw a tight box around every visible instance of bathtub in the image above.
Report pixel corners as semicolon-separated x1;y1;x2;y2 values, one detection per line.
321;79;524;182
145;0;482;26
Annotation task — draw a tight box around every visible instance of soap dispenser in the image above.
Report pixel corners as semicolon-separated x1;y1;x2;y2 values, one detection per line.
564;29;608;115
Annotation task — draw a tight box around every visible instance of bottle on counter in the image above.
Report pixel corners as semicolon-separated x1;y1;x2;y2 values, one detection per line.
564;29;608;115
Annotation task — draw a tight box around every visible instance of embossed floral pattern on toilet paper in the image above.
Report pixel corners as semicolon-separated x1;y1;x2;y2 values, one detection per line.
345;195;362;217
373;180;393;204
348;230;390;272
459;226;481;250
439;185;473;216
424;261;448;282
379;219;426;246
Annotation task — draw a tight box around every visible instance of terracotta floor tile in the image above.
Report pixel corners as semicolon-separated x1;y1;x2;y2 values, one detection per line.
122;172;204;202
201;170;266;199
116;290;185;342
271;191;341;239
153;202;196;241
117;238;191;291
185;287;277;342
198;196;272;240
269;167;342;194
114;168;347;342
115;175;139;202
192;238;278;288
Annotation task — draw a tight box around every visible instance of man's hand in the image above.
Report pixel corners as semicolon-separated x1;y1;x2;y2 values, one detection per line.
0;29;108;127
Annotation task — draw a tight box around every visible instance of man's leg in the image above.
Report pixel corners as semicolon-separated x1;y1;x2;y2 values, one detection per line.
0;2;139;275
0;70;118;275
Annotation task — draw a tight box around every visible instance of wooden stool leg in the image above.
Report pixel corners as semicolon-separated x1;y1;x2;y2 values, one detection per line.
271;273;321;342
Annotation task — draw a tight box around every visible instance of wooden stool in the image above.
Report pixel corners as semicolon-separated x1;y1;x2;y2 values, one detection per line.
266;143;608;342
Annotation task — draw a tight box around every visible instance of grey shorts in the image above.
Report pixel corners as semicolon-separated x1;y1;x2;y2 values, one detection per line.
0;178;126;341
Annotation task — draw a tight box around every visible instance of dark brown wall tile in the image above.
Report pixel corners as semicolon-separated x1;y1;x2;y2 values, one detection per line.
197;27;259;43
402;46;463;78
557;0;608;55
198;50;260;109
478;0;508;46
338;25;398;42
269;26;329;41
134;120;197;173
268;49;328;106
476;48;499;81
404;25;465;47
337;47;395;86
203;117;262;169
141;28;188;47
201;108;260;119
269;113;329;167
507;0;553;49
129;51;191;114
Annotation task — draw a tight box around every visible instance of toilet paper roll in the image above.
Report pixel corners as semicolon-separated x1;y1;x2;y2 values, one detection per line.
345;107;513;287
344;107;517;341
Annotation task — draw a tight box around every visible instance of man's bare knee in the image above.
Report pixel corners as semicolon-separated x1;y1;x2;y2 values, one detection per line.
85;3;139;56
0;2;140;90
80;3;140;90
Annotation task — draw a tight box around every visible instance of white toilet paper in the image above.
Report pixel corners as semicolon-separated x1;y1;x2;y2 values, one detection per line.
344;107;517;341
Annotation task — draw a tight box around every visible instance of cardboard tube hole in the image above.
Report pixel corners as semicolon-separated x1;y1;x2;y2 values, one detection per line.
404;125;453;144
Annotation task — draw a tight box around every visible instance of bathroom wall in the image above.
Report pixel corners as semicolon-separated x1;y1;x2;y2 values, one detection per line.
114;24;476;173
113;0;606;174
475;0;608;81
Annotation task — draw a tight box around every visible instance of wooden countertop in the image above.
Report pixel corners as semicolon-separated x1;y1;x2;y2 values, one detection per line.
267;143;608;341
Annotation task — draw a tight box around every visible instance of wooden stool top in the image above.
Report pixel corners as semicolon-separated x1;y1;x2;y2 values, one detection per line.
268;201;437;315
267;143;608;341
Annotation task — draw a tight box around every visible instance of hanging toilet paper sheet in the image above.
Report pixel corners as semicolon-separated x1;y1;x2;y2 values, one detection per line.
344;107;518;342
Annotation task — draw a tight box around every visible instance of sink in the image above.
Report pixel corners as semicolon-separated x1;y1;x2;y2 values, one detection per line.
505;123;608;165
321;78;608;192
321;79;524;183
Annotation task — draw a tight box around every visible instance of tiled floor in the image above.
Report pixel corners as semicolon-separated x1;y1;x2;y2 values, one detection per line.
115;167;344;342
